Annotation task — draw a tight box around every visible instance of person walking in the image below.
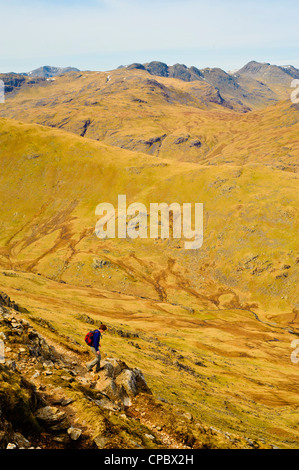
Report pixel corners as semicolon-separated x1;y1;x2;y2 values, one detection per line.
86;324;107;372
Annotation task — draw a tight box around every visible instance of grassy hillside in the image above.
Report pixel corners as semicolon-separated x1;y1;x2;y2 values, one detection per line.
0;116;298;447
0;116;298;315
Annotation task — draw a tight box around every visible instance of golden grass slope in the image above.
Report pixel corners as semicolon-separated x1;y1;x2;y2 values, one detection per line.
0;117;298;317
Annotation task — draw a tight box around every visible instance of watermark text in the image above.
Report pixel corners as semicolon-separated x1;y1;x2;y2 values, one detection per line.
0;80;4;104
0;339;5;364
291;339;299;364
290;79;299;104
95;195;203;250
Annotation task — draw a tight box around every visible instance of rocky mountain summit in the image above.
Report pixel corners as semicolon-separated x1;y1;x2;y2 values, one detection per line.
124;59;299;84
236;60;299;82
0;291;271;450
124;61;203;82
122;60;299;108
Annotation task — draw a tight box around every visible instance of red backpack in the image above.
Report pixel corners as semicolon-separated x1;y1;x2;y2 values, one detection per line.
85;330;95;346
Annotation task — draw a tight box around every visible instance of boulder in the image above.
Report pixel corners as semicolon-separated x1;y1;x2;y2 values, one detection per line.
35;406;70;431
67;427;82;441
115;369;138;396
94;358;151;407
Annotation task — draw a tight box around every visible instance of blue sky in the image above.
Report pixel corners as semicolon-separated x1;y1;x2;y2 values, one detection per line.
0;0;298;73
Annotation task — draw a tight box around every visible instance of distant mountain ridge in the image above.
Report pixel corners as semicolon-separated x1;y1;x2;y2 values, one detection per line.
0;66;80;93
3;60;299;83
25;65;80;78
119;60;299;109
122;59;299;83
1;59;298;112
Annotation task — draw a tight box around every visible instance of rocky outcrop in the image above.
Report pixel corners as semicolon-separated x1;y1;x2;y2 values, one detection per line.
169;63;202;82
80;119;92;137
144;61;169;77
0;290;20;311
128;61;204;82
0;74;26;93
95;358;152;407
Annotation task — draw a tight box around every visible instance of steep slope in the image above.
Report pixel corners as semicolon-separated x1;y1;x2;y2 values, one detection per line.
1;259;299;448
2;291;249;449
200;67;279;109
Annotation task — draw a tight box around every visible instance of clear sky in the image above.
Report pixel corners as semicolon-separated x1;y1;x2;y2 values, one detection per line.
0;0;298;73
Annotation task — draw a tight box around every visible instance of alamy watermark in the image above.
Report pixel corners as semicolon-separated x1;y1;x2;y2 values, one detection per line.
291;339;299;364
290;79;299;104
0;338;5;364
0;80;4;104
95;195;203;250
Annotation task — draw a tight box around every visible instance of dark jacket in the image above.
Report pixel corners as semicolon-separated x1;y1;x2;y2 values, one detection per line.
92;330;102;352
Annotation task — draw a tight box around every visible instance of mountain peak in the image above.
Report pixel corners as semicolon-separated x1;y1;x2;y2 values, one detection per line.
237;61;271;74
27;65;80;78
236;60;299;82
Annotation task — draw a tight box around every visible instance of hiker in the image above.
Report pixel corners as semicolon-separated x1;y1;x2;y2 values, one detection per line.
85;324;107;372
